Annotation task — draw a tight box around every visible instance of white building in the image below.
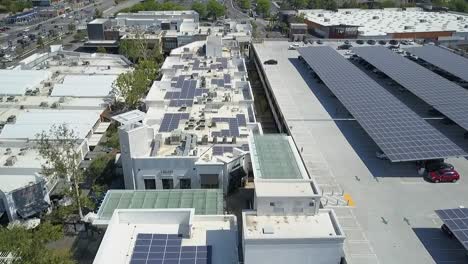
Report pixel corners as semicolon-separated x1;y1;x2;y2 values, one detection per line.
115;42;260;194
93;208;239;264
0;48;132;223
115;10;199;29
242;134;346;264
299;8;468;40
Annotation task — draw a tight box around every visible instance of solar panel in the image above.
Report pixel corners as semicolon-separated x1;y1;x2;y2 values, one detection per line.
159;113;190;132
242;89;252;100
130;233;212;264
435;208;468;250
236;114;247;126
211;117;241;137
212;145;234;156
223;74;231;84
298;46;466;162
405;45;468;82
353;46;468;131
169;100;193;107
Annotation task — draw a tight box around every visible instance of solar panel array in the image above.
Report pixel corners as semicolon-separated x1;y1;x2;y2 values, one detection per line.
435;208;468;250
212;145;234;156
159;113;190;132
210;116;246;137
169;99;193;107
405;45;468;82
298;46;466;162
353;46;468;131
165;79;208;100
242;88;252;100
130;233;212;264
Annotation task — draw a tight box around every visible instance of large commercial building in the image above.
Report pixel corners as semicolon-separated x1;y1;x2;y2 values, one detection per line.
115;10;200;29
115;38;259;194
0;47;131;223
300;8;468;40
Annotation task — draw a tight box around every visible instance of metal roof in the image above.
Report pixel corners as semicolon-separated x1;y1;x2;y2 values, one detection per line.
299;46;466;162
251;134;303;179
353;46;468;132
96;189;224;221
405;45;468;82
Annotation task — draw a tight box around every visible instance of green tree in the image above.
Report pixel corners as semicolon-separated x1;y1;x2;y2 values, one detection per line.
341;0;359;8
113;68;153;109
256;0;270;16
36;36;44;49
67;23;76;31
0;222;74;264
292;0;308;9
308;0;325;9
95;8;103;18
380;0;396;8
36;124;85;219
192;1;207;19
239;0;250;9
207;0;225;20
448;0;467;12
97;46;107;53
325;0;337;10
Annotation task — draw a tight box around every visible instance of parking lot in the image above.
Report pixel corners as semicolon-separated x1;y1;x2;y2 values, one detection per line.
253;41;468;264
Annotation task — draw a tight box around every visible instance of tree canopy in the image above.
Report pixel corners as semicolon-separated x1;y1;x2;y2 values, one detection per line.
191;1;207;18
256;0;271;16
239;0;251;10
207;0;225;20
121;0;184;13
0;222;74;264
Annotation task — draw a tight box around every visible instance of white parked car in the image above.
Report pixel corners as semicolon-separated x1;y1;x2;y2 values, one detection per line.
289;43;300;50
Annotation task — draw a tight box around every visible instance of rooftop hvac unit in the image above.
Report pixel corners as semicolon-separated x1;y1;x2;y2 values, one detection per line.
345;11;351;14
318;14;324;17
404;25;415;30
5;156;17;166
419;19;427;23
372;16;379;19
324;18;330;22
457;16;464;21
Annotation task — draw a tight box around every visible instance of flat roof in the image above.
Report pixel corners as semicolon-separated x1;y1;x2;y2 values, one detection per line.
254;181;316;197
112;110;146;125
300;8;468;36
353;46;468;132
51;75;117;98
96;189;224;223
243;209;344;240
251;134;304;179
0;109;101;140
0;174;42;193
93;209;238;264
0;70;51;96
405;45;468;82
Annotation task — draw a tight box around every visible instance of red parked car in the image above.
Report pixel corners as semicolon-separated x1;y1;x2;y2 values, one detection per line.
427;168;460;183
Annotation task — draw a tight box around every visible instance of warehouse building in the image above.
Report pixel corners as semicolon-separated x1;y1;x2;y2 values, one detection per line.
299;8;468;40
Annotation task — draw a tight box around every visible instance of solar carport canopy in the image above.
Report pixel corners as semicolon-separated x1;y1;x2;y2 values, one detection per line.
353;46;468;131
297;46;466;162
405;45;468;82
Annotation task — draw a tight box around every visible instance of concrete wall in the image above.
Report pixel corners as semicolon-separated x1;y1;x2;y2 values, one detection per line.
255;195;320;216
243;240;344;264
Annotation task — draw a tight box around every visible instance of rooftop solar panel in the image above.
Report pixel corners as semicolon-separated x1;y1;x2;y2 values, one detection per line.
353;46;468;131
298;46;466;162
435;208;468;250
131;233;212;264
405;45;468;82
159;113;190;132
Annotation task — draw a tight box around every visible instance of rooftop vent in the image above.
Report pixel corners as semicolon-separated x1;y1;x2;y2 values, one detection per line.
345;11;351;14
372;16;379;19
262;226;274;234
317;14;324;17
457;16;464;21
419;19;427;23
404;25;414;30
324;18;330;22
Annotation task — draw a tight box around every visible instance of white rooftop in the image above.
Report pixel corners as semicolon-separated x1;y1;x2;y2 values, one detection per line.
242;209;344;240
300;8;468;36
112;110;146;125
0;109;101;140
93;209;238;264
0;174;42;193
51;75;117;98
254;181;316;197
0;70;51;96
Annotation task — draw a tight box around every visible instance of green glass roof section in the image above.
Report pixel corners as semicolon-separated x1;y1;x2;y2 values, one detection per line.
252;134;303;179
97;189;223;220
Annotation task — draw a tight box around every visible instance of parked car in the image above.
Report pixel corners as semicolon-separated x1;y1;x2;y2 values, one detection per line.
426;169;460;183
375;150;388;160
338;44;353;50
378;40;387;45
344;40;350;44
356;39;364;45
316;40;323;44
424;159;454;172
389;39;399;45
367;40;376;45
288;43;300;50
264;59;278;65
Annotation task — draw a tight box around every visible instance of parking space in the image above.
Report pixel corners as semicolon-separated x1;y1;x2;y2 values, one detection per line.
253;41;468;264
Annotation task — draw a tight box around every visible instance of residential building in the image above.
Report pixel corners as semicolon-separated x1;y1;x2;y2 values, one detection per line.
114;40;259;194
0;47;132;223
